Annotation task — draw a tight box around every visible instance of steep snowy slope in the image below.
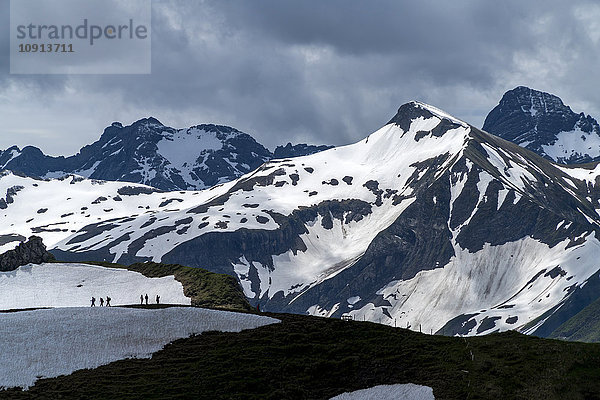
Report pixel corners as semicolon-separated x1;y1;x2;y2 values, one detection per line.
3;101;600;338
0;171;238;253
483;86;600;164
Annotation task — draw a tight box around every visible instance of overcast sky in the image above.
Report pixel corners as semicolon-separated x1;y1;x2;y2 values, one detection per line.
1;0;600;155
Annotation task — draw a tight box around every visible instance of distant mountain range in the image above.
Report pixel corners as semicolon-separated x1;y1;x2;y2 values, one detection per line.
3;101;600;340
483;86;600;164
0;118;331;191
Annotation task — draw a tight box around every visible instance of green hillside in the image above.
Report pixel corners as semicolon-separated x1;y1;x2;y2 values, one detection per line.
550;296;600;343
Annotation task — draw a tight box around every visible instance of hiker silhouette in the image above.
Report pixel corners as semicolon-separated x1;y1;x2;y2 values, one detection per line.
106;296;111;307
99;298;104;307
156;295;160;304
140;294;144;305
145;294;148;305
91;297;96;307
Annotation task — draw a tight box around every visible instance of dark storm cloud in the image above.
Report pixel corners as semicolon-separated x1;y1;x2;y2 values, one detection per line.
227;1;538;59
1;0;600;154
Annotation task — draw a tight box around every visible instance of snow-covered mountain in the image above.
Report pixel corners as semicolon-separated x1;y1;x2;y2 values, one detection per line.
0;119;331;191
3;101;600;338
483;86;600;164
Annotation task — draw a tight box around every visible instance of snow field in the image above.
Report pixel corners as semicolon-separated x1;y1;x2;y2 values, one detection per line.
0;263;190;310
0;307;279;389
330;383;435;400
542;126;600;162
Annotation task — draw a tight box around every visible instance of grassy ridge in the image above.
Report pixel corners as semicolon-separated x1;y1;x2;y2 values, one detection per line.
3;313;600;399
84;261;252;312
550;296;600;343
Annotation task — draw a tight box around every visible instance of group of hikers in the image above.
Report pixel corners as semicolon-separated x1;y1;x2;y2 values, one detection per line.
90;294;162;307
90;296;111;307
140;293;161;305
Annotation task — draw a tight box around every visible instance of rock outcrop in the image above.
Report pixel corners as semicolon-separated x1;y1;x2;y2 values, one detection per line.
273;143;334;159
0;236;55;271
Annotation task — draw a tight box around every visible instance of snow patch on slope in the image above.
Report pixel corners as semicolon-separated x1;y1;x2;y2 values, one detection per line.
542;126;600;162
349;235;600;335
330;383;435;400
557;163;600;184
0;307;279;389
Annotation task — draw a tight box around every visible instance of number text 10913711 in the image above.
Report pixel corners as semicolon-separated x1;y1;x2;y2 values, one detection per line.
18;43;74;53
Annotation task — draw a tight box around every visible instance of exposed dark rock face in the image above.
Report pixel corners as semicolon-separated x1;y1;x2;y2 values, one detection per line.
273;143;333;159
387;101;436;131
483;86;600;164
0;236;55;272
0;146;67;178
477;316;501;334
117;186;160;196
0;185;25;209
0;234;26;247
436;314;479;336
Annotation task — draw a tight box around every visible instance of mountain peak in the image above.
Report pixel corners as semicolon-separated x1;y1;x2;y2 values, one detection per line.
483;87;600;164
136;117;163;126
4;145;21;153
387;101;468;131
499;86;572;115
412;101;468;125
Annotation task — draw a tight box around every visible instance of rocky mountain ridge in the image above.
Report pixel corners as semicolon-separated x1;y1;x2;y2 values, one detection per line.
483;86;600;164
0;118;330;191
